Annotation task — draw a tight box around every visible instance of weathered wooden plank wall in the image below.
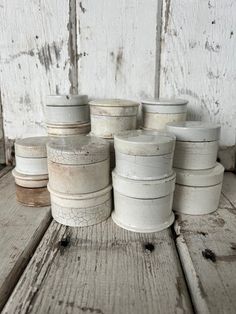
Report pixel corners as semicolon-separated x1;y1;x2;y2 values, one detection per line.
160;0;236;168
0;0;235;168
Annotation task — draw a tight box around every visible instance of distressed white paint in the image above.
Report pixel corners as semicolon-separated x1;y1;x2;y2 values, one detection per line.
0;0;72;141
160;0;236;148
77;0;159;99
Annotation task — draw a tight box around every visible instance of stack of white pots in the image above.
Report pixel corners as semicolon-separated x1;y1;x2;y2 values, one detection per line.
12;137;50;207
141;98;188;130
47;136;112;227
112;130;176;233
45;95;90;137
89;99;139;170
166;121;224;215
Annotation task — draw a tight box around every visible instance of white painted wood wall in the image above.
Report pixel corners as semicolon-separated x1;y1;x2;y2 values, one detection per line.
0;0;235;168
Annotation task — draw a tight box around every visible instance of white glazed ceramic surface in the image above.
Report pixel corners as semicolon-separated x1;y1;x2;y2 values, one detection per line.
48;184;112;227
47;122;91;136
173;140;219;170
143;112;187;130
166;121;221;142
141;98;188;114
12;168;48;188
15;156;48;175
15;136;48;158
173;183;222;215
45;105;90;125
48;159;110;194
46;95;88;106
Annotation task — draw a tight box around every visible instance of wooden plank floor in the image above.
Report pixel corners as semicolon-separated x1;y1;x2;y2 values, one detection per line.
0;168;51;310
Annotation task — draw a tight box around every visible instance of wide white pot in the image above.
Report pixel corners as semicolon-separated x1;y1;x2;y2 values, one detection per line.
166;121;221;170
142;98;188;130
15;136;48;175
114;129;175;180
173;163;224;215
112;171;176;233
45;95;89;125
89;99;139;138
48;184;112;227
47;135;110;194
12;169;48;188
47;122;90;137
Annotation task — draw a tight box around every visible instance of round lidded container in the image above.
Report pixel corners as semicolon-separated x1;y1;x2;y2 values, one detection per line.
47;122;90;137
47;135;110;194
166;121;221;170
173;163;224;215
89;99;139;138
112;171;176;233
48;184;112;227
45;95;89;125
114;129;176;180
142;98;188;130
15;185;50;207
15;136;48;175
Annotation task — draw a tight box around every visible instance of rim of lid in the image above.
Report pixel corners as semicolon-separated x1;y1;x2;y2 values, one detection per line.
89;98;139;107
175;162;224;186
141;98;188;105
47;135;109;165
15;136;48;158
114;129;176;156
142;98;188;113
46;95;88;106
166;121;221;141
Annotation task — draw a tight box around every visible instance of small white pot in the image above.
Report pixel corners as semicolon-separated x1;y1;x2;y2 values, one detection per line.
12;169;48;188
89;99;139;138
47;135;110;194
112;171;176;233
173;163;224;215
166;121;221;170
142;98;188;130
114;129;175;180
48;184;112;227
15;136;48;176
45;95;89;125
47;122;90;137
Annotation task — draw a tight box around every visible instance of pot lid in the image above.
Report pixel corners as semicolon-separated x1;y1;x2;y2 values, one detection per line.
142;98;188;105
112;170;176;199
47;135;109;165
46;95;88;106
89;99;139;107
141;98;188;113
175;162;224;186
114;129;176;156
166;121;221;141
15;136;48;158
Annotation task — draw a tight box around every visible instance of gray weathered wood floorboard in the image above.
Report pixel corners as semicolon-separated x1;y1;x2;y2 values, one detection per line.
2;218;193;314
174;173;236;314
0;169;51;310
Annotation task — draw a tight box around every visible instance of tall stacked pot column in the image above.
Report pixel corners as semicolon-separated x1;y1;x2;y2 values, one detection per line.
112;130;176;233
45;95;90;136
166;121;223;215
141;98;188;130
89;99;139;170
12;137;50;207
47;136;112;227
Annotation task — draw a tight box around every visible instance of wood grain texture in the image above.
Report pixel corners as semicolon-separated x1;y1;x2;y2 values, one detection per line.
0;0;72;142
174;173;236;313
0;170;51;310
77;0;159;100
160;0;236;150
3;219;193;314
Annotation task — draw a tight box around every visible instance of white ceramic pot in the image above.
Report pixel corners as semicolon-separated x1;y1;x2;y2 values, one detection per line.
47;135;110;194
15;136;48;175
166;121;221;170
47;122;90;137
112;171;176;233
48;184;112;227
89;99;139;138
45;95;89;125
173;163;224;215
12;169;48;188
142;98;188;130
114;129;175;180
